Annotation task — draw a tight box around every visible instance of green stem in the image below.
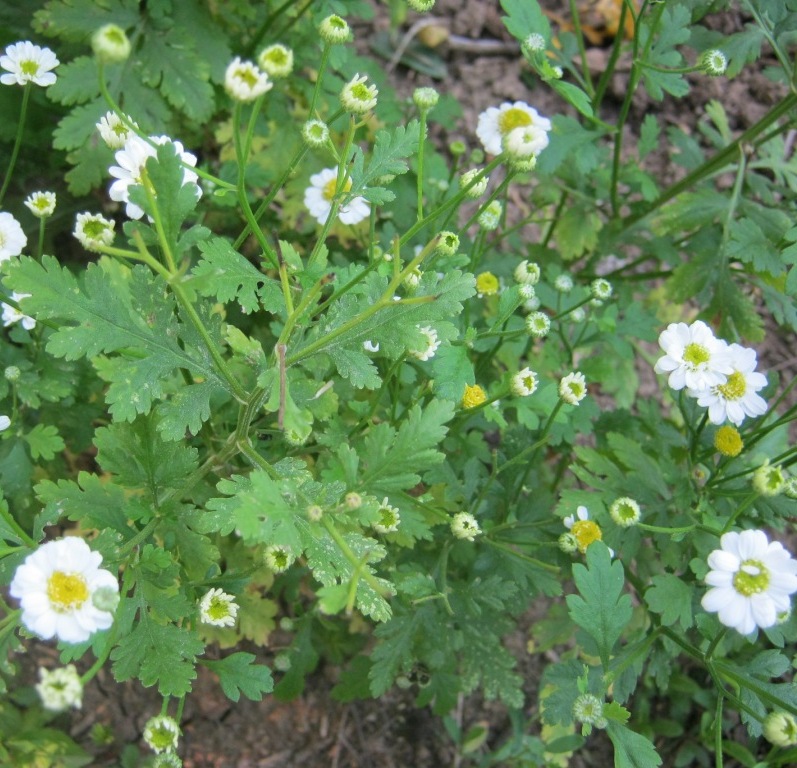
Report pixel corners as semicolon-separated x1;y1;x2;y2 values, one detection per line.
309;43;331;118
704;626;727;662
568;0;594;98
117;517;161;559
35;217;45;260
416;110;428;221
237;438;279;479
482;538;559;573
0;83;31;207
0;502;37;548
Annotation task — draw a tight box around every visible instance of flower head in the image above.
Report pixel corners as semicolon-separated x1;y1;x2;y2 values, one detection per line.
304;167;369;226
340;73;378;114
460;168;488;198
9;537;119;643
404;266;423;291
701;530;797;635
24;191;56;219
257;44;293;78
590;278;612;300
0;41;59;87
109;134;200;220
714;425;743;457
763;711;797;747
2;292;35;330
554;273;574;293
476;101;552;155
564;506;604;553
451;512;481;541
523;33;547;54
689;343;767;426
514;260;540;285
752;461;786;496
96;111;137;149
526;311;550;338
502;124;549;162
478;200;502;230
91;24;131;63
319;15;351;44
413;86;439;110
0;212;27;261
73;212;115;252
302;119;330;148
511;367;538;397
198;588;239;627
573;694;607;729
345;492;362;510
435;231;459;257
374;498;400;533
264;544;295;573
700;49;727;76
224;57;272;102
153;754;183;768
143;715;180;754
476;271;499;297
609;497;641;527
409;326;440;361
462;383;487;409
559;371;587;405
654;320;733;391
519;284;536;301
36;665;83;711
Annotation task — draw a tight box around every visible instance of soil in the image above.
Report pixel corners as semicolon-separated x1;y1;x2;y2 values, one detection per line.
9;2;791;766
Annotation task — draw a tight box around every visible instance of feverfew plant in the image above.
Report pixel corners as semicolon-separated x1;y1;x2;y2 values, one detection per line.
0;1;796;766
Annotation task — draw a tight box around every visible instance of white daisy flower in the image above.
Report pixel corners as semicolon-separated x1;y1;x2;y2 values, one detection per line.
511;367;538;397
36;665;83;711
0;211;27;261
559;371;587;405
73;211;115;252
563;506;604;554
224;57;272;102
264;544;295;573
450;511;480;541
143;714;181;754
2;291;35;330
198;587;239;627
257;44;293;79
591;278;612;300
109;134;200;220
0;41;59;87
408;326;440;361
689;343;767;426
525;311;550;338
96;111;137;149
304;167;369;226
476;101;552;155
24;190;56;218
653;320;733;392
302;119;330;148
701;530;797;636
374;497;400;533
340;73;378;114
9;537;119;644
502;124;549;160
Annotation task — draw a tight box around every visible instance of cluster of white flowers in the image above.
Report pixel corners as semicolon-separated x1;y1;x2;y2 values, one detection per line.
1;41;59;87
475;101;551;163
654;320;768;426
304;167;369;226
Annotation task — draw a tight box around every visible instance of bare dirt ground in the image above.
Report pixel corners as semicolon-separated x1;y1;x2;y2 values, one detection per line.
13;2;792;766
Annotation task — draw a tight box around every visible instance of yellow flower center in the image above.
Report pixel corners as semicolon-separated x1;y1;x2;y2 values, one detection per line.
683;342;710;367
20;60;40;77
207;596;231;621
322;175;352;202
351;83;372;102
235;66;259;88
714;425;743;457
47;571;89;612
498;107;533;135
716;371;746;401
462;384;487;409
522;375;536;390
571;520;602;553
476;272;499;295
733;560;770;596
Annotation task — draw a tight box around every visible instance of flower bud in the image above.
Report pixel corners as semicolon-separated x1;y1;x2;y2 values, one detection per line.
92;24;131;63
413;86;439;110
319;15;351;44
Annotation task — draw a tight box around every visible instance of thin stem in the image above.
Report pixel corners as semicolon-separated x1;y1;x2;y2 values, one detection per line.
568;0;594;98
309;43;331;118
416;110;428;221
0;83;32;207
0;502;37;548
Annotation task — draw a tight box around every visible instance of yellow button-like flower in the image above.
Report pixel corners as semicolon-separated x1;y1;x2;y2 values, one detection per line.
714;425;743;457
462;383;487;409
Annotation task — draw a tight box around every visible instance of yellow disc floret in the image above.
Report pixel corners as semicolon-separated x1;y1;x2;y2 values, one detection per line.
498;107;533;135
476;271;499;296
462;384;487;409
714;425;743;457
47;572;89;612
571;520;603;553
716;371;747;401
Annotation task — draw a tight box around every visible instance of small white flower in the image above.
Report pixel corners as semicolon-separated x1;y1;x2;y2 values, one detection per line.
319;14;351;44
0;212;27;261
460;168;488;198
450;512;480;541
340;73;378;114
198;587;239;627
502;124;549;160
304;167;369;226
590;278;612;300
573;694;607;729
524;33;547;53
554;273;574;293
96;111;137;149
478;200;502;230
559;371;587;405
689;343;768;426
524;295;541;312
301;119;329;148
264;544;295;573
373;497;400;533
511;367;538;397
0;415;10;431
2;292;35;330
9;537;119;644
519;283;536;301
257;44;293;78
476;101;552;155
409;326;440;361
514;260;540;285
435;231;459;257
24;191;56;218
73;212;115;252
654;320;733;392
701;49;727;76
363;339;380;353
609;497;641;527
91;23;131;63
109;134;200;220
701;530;797;636
413;86;439;110
525;311;550;338
570;307;585;323
0;41;59;87
224;57;272;102
143;714;181;754
36;665;83;711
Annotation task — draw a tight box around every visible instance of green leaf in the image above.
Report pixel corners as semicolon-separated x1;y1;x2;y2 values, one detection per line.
33;0;140;42
645;574;693;629
639;5;691;101
430;343;474;401
638;114;661;159
47;55;100;106
555;206;602;261
727;217;784;276
548;80;593;119
500;0;551;43
606;721;662;768
23;424;65;460
566;543;632;668
202;653;274;702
